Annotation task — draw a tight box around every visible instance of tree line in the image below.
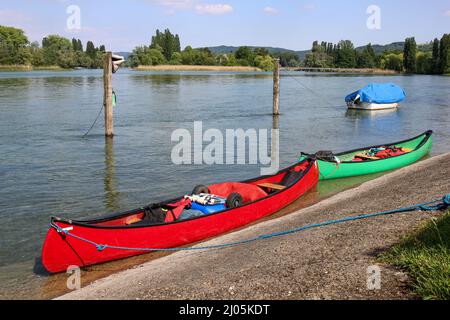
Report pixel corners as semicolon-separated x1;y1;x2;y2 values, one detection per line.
0;25;105;68
303;34;450;74
127;29;301;71
1;24;449;74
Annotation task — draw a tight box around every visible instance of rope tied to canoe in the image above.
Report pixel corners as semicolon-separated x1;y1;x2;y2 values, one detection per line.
300;151;341;179
51;194;450;253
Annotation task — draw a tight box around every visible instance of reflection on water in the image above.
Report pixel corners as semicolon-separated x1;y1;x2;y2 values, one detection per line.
0;69;449;299
345;108;399;119
104;137;120;211
271;115;280;173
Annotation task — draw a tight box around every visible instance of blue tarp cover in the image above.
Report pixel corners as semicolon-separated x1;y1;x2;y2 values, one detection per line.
345;83;406;104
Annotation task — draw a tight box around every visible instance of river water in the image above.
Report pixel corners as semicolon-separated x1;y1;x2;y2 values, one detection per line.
0;69;449;299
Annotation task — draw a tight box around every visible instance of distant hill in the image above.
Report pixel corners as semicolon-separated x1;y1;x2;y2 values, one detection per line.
355;42;431;54
204;42;433;60
199;45;311;60
356;42;405;54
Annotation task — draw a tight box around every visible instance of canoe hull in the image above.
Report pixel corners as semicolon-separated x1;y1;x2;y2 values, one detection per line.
42;161;319;273
301;131;432;180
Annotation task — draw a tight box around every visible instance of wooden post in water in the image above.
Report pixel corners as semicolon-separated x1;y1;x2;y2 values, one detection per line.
273;58;280;115
103;52;113;137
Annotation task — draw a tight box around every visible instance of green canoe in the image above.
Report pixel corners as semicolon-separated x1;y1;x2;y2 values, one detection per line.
300;130;433;180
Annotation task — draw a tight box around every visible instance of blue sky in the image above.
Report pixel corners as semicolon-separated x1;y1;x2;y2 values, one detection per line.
1;0;449;51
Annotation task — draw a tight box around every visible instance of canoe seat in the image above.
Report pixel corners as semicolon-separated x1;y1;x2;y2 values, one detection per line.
125;217;142;225
354;153;380;160
257;182;286;191
257;170;303;191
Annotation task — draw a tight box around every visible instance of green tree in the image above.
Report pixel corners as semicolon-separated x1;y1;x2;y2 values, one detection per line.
303;51;332;68
254;55;274;71
439;34;450;74
42;34;73;66
335;40;356;68
366;43;376;61
254;47;269;56
148;48;165;65
415;51;433;74
77;39;83;52
71;38;84;51
128;46;151;66
224;53;238;66
381;52;403;71
275;51;300;67
235;46;254;63
403;37;417;73
151;29;180;61
174;34;181;52
85;41;96;59
169;52;182;65
311;41;321;53
0;25;31;64
357;45;376;68
432;38;440;74
29;41;44;66
128;46;166;66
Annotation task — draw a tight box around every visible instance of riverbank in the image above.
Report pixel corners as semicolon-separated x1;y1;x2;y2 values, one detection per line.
0;65;69;72
58;152;450;300
285;67;399;74
133;65;262;72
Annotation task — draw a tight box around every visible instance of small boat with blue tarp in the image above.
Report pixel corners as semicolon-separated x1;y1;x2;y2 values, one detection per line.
345;83;406;110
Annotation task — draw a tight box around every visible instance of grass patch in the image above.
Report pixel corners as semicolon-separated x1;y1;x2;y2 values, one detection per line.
0;64;33;71
379;210;450;300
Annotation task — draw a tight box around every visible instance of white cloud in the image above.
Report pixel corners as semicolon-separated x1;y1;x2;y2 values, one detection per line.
157;0;195;9
145;1;233;15
303;4;315;11
195;4;233;15
444;10;450;17
263;7;277;15
144;0;195;13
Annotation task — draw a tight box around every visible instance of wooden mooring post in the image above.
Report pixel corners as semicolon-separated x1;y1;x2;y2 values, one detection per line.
273;58;280;115
103;52;113;137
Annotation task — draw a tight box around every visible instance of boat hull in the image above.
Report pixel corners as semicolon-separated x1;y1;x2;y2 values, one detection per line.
347;102;399;110
300;131;432;180
42;161;319;273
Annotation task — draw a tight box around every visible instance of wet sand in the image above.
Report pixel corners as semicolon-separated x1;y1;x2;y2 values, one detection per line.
58;153;450;300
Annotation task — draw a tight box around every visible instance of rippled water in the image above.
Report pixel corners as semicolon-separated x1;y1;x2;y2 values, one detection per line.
0;69;449;298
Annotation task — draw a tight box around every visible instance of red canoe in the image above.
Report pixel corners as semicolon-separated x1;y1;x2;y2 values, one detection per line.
42;159;319;273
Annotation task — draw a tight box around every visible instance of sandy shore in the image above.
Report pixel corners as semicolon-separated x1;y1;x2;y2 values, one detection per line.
58;153;450;300
133;65;262;72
